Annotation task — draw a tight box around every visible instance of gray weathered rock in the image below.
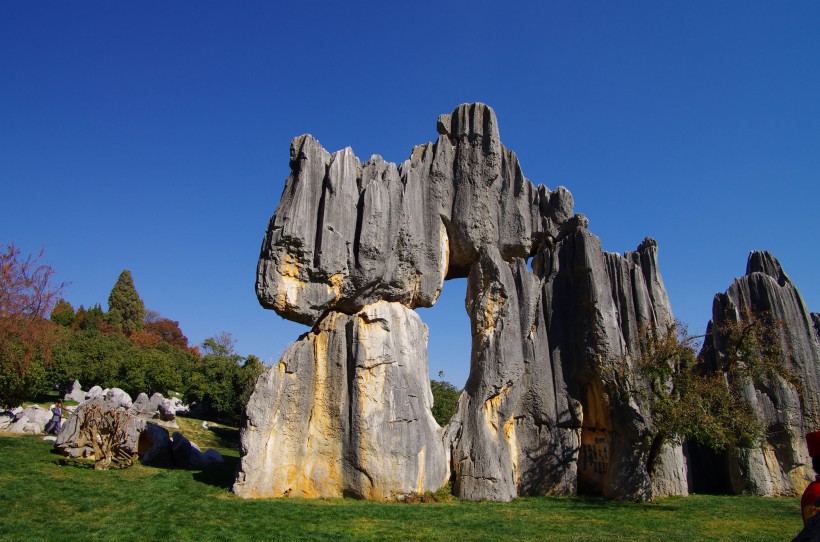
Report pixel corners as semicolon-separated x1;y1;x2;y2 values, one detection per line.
133;392;176;423
446;246;581;501
445;231;686;501
137;422;173;467
63;380;87;403
4;405;52;435
696;251;820;496
55;397;146;455
243;103;696;502
256;104;571;327
86;385;104;400
171;432;222;469
0;413;13;432
103;388;133;409
157;399;176;422
133;392;152;414
234;301;448;499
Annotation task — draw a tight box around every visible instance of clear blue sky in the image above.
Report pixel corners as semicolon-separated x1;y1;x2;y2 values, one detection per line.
2;2;818;388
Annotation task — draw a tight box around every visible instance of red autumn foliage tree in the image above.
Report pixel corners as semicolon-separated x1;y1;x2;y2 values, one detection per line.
143;318;190;350
0;244;66;407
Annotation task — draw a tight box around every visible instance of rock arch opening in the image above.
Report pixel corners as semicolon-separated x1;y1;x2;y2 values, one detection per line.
239;103;694;502
417;277;470;393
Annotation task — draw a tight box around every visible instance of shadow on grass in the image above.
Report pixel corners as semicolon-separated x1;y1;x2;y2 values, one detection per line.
193;454;240;490
209;425;240;448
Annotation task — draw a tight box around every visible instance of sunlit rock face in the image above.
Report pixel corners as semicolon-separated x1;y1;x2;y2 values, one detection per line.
234;301;448;499
240;103;689;501
694;252;820;497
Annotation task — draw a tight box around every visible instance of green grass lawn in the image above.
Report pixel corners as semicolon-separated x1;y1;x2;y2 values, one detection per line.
0;433;803;542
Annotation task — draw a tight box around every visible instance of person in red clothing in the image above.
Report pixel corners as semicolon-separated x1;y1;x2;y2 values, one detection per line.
801;431;820;525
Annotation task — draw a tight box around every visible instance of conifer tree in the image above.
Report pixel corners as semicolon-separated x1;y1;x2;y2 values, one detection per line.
107;270;144;335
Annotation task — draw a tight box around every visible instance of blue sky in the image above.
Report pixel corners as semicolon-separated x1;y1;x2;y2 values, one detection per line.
2;2;818;388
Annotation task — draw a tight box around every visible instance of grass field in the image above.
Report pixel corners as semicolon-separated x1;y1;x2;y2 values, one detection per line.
0;428;803;542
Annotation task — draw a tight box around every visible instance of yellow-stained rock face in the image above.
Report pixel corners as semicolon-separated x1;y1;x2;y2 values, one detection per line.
235;302;448;501
503;415;519;485
347;302;449;499
482;384;512;433
234;316;346;499
274;274;304;313
327;273;345;302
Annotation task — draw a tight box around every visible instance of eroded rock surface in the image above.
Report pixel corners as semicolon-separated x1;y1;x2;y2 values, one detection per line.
696;252;820;496
256;104;573;326
234;301;447;499
243;103;695;501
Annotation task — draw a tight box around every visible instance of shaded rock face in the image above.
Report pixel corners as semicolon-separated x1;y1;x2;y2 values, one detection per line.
243;103;687;501
696;252;820;496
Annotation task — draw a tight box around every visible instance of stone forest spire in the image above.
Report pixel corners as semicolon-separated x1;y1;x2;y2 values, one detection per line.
235;104;818;502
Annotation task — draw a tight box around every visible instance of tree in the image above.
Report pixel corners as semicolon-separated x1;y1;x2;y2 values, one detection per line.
143;309;162;325
107;270;144;335
184;333;263;422
77;399;137;470
0;244;65;407
430;379;461;426
74;303;110;332
201;331;236;357
50;298;76;327
143;318;190;350
609;317;787;481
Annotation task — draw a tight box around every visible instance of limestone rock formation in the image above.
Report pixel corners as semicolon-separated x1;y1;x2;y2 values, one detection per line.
695;252;820;496
63;380;87;403
234;301;448;499
55;389;192;465
255;104;573;327
242;103;689;501
2;405;53;435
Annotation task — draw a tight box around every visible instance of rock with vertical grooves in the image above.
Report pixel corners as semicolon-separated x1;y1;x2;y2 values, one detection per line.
696;251;820;496
256;103;566;326
241;103;725;502
447;247;582;501
535;225;686;500
234;301;448;500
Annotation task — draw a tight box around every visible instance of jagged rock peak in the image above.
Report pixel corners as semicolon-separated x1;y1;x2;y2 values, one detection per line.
746;250;791;286
245;103;689;503
256;103;575;326
637;237;658;251
693;250;820;497
436;102;499;142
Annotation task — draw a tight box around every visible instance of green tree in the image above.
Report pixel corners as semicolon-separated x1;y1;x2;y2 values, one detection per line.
50;299;76;327
201;331;236;357
184;333;264;422
430;379;461;426
609;316;787;482
107;270;144;336
74;304;108;331
51;327;199;398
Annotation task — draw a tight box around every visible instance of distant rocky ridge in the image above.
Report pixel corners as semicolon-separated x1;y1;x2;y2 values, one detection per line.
237;103;817;501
